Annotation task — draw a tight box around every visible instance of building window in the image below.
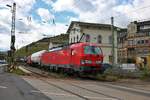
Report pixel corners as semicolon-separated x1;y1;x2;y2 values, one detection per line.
141;40;144;44
109;35;112;44
77;35;79;42
109;56;112;63
71;38;72;43
74;37;76;43
145;40;149;44
97;35;102;43
85;34;90;42
140;25;144;29
128;40;134;46
72;28;75;34
137;40;140;44
149;32;150;36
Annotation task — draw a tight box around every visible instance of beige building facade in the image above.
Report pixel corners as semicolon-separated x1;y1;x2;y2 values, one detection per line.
117;20;150;69
117;29;128;63
127;21;150;65
67;21;119;64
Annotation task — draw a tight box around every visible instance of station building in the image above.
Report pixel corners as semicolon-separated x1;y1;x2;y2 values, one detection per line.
67;21;120;64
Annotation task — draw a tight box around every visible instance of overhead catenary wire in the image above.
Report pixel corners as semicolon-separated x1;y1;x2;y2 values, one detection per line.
45;0;150;26
72;3;150;24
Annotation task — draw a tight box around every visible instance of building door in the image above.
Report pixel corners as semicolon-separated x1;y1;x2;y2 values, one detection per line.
109;55;112;64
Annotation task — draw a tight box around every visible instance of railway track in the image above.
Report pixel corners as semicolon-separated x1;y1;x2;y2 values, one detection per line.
94;82;150;97
24;66;121;100
27;69;91;100
22;65;150;100
59;81;121;100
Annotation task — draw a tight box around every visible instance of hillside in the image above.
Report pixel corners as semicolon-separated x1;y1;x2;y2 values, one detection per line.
15;33;69;57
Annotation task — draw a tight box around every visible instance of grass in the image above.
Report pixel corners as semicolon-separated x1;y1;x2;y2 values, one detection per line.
11;68;26;75
96;74;118;82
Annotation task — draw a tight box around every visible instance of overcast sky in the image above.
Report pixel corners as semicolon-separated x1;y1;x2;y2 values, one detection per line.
0;0;150;51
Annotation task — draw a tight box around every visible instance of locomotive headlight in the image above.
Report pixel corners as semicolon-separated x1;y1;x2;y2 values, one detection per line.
81;60;92;64
96;61;102;64
81;60;85;64
85;60;92;64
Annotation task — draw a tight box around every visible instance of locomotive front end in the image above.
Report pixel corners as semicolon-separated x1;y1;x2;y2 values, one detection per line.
79;44;103;73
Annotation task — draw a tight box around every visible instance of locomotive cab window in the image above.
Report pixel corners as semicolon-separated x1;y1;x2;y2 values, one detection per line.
84;46;102;55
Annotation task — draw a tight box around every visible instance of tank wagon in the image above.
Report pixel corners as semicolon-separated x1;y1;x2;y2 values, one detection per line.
27;42;103;74
27;50;47;66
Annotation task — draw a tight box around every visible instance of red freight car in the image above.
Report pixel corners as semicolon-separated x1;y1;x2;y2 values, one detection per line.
26;56;32;65
41;42;103;74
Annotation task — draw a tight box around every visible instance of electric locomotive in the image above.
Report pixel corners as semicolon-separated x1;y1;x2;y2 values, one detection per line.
40;42;103;74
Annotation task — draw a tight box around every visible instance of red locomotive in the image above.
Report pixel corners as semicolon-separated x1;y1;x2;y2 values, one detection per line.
27;42;103;74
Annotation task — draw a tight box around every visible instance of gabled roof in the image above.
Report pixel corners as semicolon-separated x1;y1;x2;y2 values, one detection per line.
66;21;119;33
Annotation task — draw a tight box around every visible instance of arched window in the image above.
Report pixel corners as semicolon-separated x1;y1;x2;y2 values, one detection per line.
74;37;76;43
77;35;79;42
85;34;90;42
71;38;72;43
97;35;102;43
109;35;112;44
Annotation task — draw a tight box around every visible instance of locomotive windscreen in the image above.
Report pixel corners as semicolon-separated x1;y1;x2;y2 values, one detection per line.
84;46;102;55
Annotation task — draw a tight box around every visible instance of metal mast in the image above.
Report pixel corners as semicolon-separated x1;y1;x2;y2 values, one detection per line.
7;3;16;70
11;3;16;51
111;17;115;67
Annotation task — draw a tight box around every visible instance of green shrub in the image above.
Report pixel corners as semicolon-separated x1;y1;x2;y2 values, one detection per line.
140;66;150;80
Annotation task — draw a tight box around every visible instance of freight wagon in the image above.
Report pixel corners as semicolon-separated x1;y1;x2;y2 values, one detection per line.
27;50;46;66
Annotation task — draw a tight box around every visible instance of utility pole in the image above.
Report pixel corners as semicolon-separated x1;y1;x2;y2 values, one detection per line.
111;17;115;67
7;3;16;70
11;3;16;52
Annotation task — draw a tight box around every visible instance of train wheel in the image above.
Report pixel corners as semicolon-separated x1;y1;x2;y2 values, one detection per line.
39;62;43;69
57;67;62;73
49;66;52;72
67;68;74;76
55;66;58;72
45;66;49;71
51;66;54;72
60;68;64;74
73;71;79;77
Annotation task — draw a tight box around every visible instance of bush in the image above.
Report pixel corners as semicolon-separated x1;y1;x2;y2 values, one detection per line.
140;66;150;80
97;67;119;81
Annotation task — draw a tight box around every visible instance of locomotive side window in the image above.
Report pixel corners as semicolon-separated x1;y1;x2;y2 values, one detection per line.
84;46;102;55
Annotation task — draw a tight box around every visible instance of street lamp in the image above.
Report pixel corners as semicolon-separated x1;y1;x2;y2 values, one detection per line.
6;3;16;68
